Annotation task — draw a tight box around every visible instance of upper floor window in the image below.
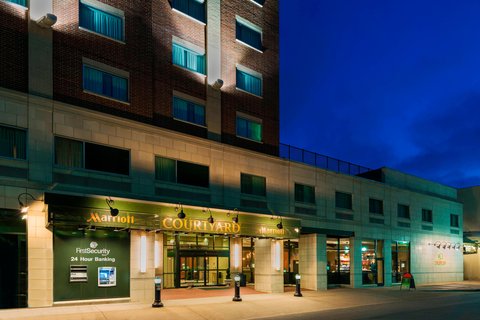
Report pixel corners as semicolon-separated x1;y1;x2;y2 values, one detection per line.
173;96;205;126
55;137;130;175
4;0;26;7
241;173;266;197
335;191;352;210
172;0;205;23
250;0;265;6
236;16;262;51
236;116;262;142
0;125;26;160
369;198;383;215
172;43;205;74
295;183;315;204
450;214;459;228
422;209;433;223
79;0;124;42
236;67;262;96
397;204;410;219
83;63;129;102
155;156;209;188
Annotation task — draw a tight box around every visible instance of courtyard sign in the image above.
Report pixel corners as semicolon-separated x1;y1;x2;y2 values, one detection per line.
162;217;241;234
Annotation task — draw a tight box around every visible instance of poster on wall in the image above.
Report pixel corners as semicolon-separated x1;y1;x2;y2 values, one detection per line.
98;267;116;287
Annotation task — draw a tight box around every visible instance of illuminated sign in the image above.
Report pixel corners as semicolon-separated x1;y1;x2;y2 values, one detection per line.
86;212;135;224
434;253;446;266
259;226;285;236
162;217;241;234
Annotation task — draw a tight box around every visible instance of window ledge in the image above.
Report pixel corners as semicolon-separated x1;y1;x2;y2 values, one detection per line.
83;90;130;105
173;117;207;129
335;207;353;213
295;201;316;207
240;193;266;200
79;26;125;44
248;0;263;7
235;87;263;98
172;64;206;77
0;156;27;166
369;212;384;217
155;180;210;192
171;8;206;26
235;39;263;53
236;135;263;144
53;166;131;180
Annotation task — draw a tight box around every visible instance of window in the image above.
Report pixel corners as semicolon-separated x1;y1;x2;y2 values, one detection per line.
172;43;205;74
295;183;315;204
391;241;410;283
450;214;459;228
0;125;26;160
236;17;262;51
368;198;383;215
79;1;124;41
4;0;26;7
236;116;262;142
155;156;209;188
397;204;410;219
171;0;205;23
173;96;205;126
83;64;128;102
422;209;433;223
335;191;352;210
55;137;130;175
250;0;265;6
236;68;262;96
241;173;266;197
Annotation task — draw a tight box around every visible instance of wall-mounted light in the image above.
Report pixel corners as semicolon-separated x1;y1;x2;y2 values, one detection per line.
154;240;160;268
276;218;283;230
106;197;119;217
234;243;240;268
204;208;214;223
212;79;224;90
36;13;57;28
17;192;37;215
274;241;281;271
232;208;239;223
175;203;186;219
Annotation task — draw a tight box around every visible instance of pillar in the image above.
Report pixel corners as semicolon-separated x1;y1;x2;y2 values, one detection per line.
130;230;155;302
350;237;363;288
299;234;327;291
254;239;284;293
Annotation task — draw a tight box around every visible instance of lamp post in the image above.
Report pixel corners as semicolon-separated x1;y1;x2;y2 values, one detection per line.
232;274;242;302
152;276;164;307
294;274;302;297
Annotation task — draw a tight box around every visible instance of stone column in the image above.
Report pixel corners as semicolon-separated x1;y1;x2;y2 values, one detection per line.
230;237;243;275
254;239;284;293
299;234;327;291
383;239;392;286
130;230;155;302
350;237;363;288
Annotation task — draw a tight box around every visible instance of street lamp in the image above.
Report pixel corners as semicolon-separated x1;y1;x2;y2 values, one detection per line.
294;274;302;297
152;276;164;307
232;274;242;302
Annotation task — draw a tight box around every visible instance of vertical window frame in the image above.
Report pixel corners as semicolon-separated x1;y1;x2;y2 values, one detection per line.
369;198;384;215
450;214;459;228
172;42;206;75
335;191;352;210
82;60;130;103
171;0;206;24
236;115;263;143
241;173;266;197
0;125;27;160
172;96;206;127
235;15;263;52
397;204;410;220
155;156;209;188
421;209;433;223
294;183;316;205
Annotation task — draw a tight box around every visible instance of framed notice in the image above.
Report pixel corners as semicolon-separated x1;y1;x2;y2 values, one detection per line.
70;265;88;283
98;267;117;287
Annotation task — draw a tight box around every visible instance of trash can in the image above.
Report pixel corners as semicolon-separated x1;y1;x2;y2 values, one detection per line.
239;273;247;287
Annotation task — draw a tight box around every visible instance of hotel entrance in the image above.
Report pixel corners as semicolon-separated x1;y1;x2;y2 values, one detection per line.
164;233;230;288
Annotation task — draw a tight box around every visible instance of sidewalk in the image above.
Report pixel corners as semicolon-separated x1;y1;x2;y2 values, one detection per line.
1;282;479;320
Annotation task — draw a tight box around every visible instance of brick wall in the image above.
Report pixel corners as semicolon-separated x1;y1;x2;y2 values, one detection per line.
0;2;28;93
220;0;279;155
52;0;154;123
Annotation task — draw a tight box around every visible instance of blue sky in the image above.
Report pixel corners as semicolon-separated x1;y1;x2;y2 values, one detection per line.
280;0;480;188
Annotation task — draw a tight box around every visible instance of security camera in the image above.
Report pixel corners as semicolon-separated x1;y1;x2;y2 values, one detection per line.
36;13;57;28
212;79;224;90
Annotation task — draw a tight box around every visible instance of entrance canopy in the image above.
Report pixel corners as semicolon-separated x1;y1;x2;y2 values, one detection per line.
45;192;301;239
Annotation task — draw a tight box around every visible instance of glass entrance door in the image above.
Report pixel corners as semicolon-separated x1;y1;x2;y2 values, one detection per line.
179;255;229;287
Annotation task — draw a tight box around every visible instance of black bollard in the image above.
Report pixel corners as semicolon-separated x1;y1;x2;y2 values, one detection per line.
232;274;242;301
152;277;164;307
294;274;302;297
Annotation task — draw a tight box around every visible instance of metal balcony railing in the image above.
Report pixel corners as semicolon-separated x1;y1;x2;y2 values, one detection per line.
279;143;371;176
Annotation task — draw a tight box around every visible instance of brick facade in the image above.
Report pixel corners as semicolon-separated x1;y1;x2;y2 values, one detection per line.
0;2;28;93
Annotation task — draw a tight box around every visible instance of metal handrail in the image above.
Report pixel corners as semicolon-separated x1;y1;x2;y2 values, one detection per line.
279;143;371;176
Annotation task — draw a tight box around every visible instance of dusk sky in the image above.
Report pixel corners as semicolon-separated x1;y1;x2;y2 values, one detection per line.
279;1;480;188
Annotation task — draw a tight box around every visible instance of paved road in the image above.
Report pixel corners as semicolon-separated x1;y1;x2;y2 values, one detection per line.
259;290;479;320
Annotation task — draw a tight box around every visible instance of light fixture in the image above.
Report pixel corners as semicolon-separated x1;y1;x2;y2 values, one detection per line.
232;208;239;223
17;192;36;214
175;203;186;219
204;208;214;223
36;13;57;28
106;197;119;217
276;218;283;230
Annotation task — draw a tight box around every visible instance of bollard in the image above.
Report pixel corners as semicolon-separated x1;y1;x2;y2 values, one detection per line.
152;276;164;307
294;274;302;297
232;274;242;302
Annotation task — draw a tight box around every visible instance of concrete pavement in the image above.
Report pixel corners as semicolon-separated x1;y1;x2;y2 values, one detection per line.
1;282;480;320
